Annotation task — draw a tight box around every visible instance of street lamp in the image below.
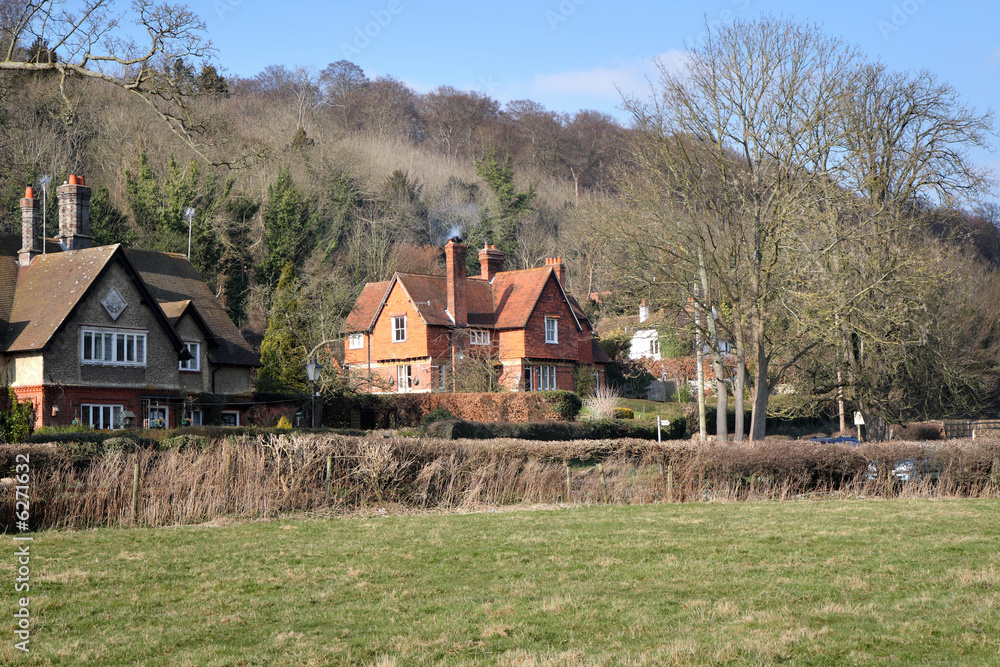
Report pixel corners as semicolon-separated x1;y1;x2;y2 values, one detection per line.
185;207;196;259
306;357;322;428
38;176;51;253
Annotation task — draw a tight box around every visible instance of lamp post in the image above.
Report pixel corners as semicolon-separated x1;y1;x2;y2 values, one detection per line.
185;207;196;260
38;176;51;253
306;357;321;429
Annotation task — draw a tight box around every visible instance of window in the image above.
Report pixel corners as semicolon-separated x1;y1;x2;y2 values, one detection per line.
526;366;557;391
545;317;558;344
538;365;557;390
650;338;660;356
470;329;490;346
397;365;412;391
221;411;239;427
81;328;146;366
81;404;123;430
438;364;447;390
183;410;203;427
147;405;169;429
392;316;407;342
349;333;364;349
179;342;200;371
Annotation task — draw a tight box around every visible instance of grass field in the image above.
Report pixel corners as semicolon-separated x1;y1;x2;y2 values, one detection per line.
3;500;999;666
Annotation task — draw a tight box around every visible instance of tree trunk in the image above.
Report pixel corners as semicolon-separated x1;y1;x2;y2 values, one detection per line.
749;337;769;441
713;356;727;442
734;352;746;442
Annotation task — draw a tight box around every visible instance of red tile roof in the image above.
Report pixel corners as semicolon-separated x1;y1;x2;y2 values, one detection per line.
345;266;591;334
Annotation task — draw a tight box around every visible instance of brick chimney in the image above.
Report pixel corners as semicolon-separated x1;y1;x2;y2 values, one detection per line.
545;257;566;287
56;174;92;251
445;237;467;327
479;244;504;282
19;187;40;267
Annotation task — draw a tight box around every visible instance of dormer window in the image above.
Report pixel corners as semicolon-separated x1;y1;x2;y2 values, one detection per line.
179;342;200;371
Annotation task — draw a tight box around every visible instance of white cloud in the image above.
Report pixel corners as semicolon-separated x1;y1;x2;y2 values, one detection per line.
527;50;689;101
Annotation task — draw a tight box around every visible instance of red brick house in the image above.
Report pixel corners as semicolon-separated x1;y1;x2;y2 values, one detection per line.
343;238;609;393
2;176;259;429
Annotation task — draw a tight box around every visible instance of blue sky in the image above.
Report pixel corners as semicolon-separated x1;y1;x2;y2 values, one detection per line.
202;0;1000;173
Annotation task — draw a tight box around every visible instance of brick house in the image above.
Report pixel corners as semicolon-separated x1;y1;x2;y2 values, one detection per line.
1;176;259;429
343;238;609;393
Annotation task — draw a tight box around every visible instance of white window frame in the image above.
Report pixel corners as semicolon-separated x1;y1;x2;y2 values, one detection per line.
397;365;412;391
81;327;147;367
179;342;201;371
147;404;169;429
348;333;364;349
650;338;660;356
81;404;124;430
544;317;558;344
470;329;490;346
392;316;407;342
221;410;240;427
538;365;557;391
183;410;203;427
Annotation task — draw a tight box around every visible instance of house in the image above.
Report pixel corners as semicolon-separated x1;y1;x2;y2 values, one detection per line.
2;176;259;429
343;238;609;393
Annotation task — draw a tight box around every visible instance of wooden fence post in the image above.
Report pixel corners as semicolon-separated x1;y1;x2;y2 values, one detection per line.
130;458;140;525
564;461;572;504
223;449;232;507
666;463;674;503
325;455;333;503
598;463;609;503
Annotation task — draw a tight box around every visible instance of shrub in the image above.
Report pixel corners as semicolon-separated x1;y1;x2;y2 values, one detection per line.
613;407;634;420
276;415;293;430
541;391;583;421
424;418;687;441
583;384;621;420
0;388;34;442
421;407;456;429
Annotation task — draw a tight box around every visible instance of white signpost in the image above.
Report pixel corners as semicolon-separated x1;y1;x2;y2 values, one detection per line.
854;411;865;441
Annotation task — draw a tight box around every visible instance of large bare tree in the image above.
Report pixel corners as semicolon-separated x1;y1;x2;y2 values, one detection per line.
0;0;221;161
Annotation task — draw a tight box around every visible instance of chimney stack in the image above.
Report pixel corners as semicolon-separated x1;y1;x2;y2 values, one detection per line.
19;187;40;267
639;299;649;323
445;237;467;327
56;174;92;251
545;257;566;287
479;244;504;282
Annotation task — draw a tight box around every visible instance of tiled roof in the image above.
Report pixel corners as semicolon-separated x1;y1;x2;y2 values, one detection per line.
126;250;258;366
0;234;257;367
345;266;588;334
5;245;121;351
344;281;391;332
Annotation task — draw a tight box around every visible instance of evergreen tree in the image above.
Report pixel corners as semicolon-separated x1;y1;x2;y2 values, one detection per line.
260;167;314;287
473;150;535;260
256;263;308;394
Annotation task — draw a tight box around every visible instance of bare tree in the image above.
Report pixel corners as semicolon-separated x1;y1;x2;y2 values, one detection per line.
0;1;220;160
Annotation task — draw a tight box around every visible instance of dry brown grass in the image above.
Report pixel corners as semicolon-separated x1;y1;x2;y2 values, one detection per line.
4;435;1000;531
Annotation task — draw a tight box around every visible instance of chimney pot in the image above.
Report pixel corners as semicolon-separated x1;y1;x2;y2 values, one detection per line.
479;243;505;282
56;176;93;251
24;187;33;199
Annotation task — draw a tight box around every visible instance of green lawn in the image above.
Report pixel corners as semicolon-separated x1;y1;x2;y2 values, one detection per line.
3;500;1000;666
